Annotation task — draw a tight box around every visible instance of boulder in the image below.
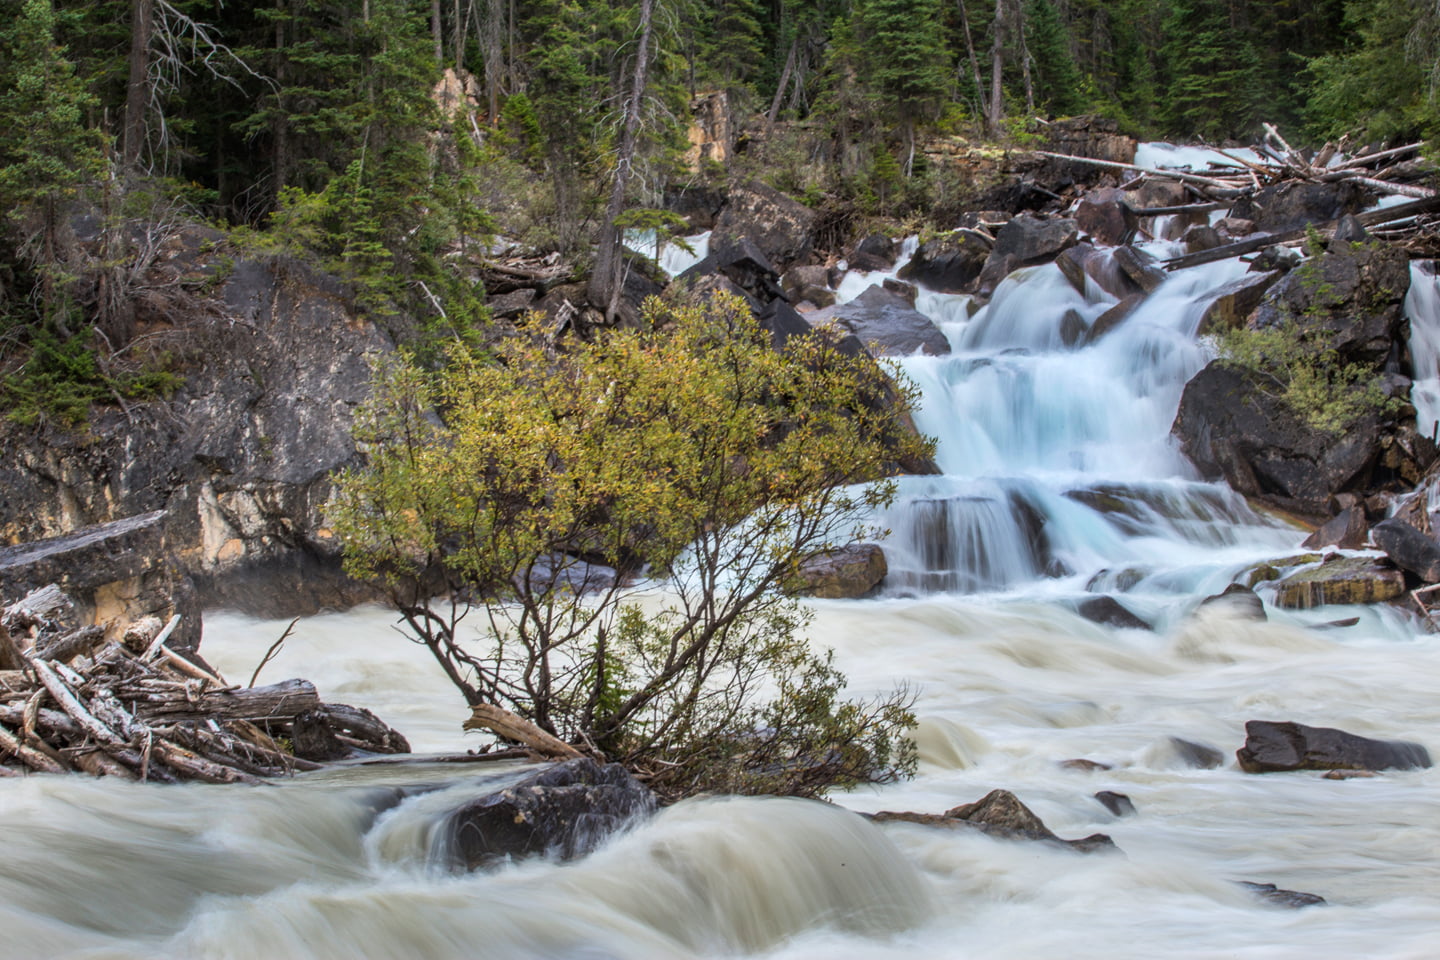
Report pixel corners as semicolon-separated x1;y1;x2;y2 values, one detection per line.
897;230;992;294
975;252;1021;299
1215;217;1255;238
1076;595;1151;630
1247;242;1410;366
794;543;887;599
946;788;1116;853
1238;881;1326;909
1173;362;1394;514
679;235;783;303
1167;736;1224;769
1196;271;1281;335
1228;180;1369;234
663;184;727;230
1112;245;1167;293
1198;582;1267;620
1059;308;1089;347
806;285;950;356
442;758;657;870
1272;556;1405;608
849;234;897;272
781;264;835;309
1084;293;1146;345
1236;720;1431;773
1181;224;1223;253
1094;791;1136;817
1056;244;1136;300
486;288;537;319
1370;517;1440;581
990;214;1079;266
711;180;817;271
1302;506;1368;550
1075;187;1138;246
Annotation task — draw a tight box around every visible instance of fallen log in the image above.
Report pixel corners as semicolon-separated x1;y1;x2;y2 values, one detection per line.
135;678;322;724
1032;151;1252;197
1163;196;1440;271
464;703;583;760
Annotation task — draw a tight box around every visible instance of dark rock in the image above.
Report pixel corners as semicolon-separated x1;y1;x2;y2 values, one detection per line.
486;288;537;319
781;264;831;298
806;285;950;356
1112;245;1167;293
945;788;1117;853
1076;596;1151;630
1238;881;1327;909
1371;517;1440;581
1196;271;1281;335
1182;224;1223;253
849;234;896;272
897;230;992;294
663;184;727;230
1172;362;1393;514
1272;556;1405;608
1247;242;1410;367
1055;243;1097;295
1248;247;1302;273
794;544;887;599
442;758;656;870
990;214;1079;266
1075;187;1137;246
291;708;351;762
1085;294;1146;344
975;252;1021;299
1215;217;1255;238
1332;214;1370;244
1228;180;1368;235
1125;178;1187;210
1168;736;1224;769
1061;758;1112;771
1198;582;1267;621
1059;308;1089;347
757;298;828;352
1302;506;1368;550
711;180;817;272
1094;791;1136;817
680;235;784;303
882;277;917;303
1236;720;1430;773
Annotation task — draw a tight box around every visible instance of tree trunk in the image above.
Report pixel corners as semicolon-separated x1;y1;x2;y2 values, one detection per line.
589;0;655;324
957;0;985;110
483;0;503;122
431;0;444;63
1016;0;1034;114
766;35;799;133
988;0;1005;134
123;0;154;169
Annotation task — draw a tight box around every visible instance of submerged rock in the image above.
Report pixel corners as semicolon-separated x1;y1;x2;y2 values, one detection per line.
1238;881;1327;909
1166;736;1224;769
1093;791;1136;817
1196;271;1281;335
1076;595;1151;630
1198;583;1267;621
442;758;656;870
1236;720;1431;773
794;544;887;599
1271;556;1404;608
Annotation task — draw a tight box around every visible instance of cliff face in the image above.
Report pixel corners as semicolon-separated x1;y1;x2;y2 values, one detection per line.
0;235;392;617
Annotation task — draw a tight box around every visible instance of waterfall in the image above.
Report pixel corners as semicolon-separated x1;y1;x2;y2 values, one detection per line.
1405;260;1440;441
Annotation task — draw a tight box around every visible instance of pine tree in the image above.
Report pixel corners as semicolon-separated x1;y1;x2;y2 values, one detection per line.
1160;0;1265;140
856;0;949;172
1025;0;1085;117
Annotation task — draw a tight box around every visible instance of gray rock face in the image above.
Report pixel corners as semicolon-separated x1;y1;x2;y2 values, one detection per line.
0;252;395;618
1228;180;1368;234
1238;881;1326;909
897;230;992;294
442;758;656;870
807;285;950;356
990;214;1079;266
711;180;817;272
1197;271;1281;335
795;544;887;599
1236;720;1431;773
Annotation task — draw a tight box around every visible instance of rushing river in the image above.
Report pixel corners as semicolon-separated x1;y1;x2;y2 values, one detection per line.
7;221;1440;958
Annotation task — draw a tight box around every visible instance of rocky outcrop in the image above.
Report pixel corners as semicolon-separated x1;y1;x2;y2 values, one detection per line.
897;230;992;293
795;544;887;599
1236;720;1431;773
441;758;656;870
1227;180;1370;235
848;234;897;272
1272;556;1405;608
806;285;950;356
0;248;395;619
711;180;817;272
990;214;1079;267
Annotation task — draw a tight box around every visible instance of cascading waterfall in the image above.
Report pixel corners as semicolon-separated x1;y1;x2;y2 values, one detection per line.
1405;260;1440;440
6;225;1440;960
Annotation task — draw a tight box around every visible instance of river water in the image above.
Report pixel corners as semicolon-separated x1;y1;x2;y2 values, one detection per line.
7;228;1440;958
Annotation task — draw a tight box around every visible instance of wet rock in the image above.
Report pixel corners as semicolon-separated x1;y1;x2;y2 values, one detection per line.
1061;758;1112;771
1198;583;1267;620
1076;596;1151;630
883;277;918;303
1182;224;1223;253
443;758;656;870
781;264;832;301
1370;517;1440;581
1059;308;1090;348
1321;768;1377;779
1075;187;1138;246
1301;505;1369;550
990;214;1079;266
1094;791;1136;817
711;180;817;271
1272;556;1405;608
1238;881;1327;909
1056;243;1136;300
1085;293;1146;344
897;230;992;294
1196;271;1281;335
1167;736;1224;769
794;544;887;599
975;252;1021;299
1236;720;1431;773
1112;245;1167;293
849;234;897;272
806;285;950;356
946;788;1117;853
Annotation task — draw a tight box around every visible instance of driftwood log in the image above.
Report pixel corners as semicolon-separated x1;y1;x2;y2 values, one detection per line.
0;585;410;782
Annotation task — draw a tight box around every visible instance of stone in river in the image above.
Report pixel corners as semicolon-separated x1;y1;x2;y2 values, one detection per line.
1236;720;1431;773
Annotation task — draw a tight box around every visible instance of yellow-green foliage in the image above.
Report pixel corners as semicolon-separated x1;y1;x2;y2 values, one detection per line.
331;292;931;799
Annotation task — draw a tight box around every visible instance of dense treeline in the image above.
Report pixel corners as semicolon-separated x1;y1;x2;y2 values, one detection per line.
1;0;1438;421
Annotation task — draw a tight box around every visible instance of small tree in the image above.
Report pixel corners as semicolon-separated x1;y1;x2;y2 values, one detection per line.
331;292;931;799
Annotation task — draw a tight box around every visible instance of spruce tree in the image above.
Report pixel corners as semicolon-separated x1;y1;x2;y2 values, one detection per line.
855;0;949;172
1160;0;1264;140
1025;0;1085;117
